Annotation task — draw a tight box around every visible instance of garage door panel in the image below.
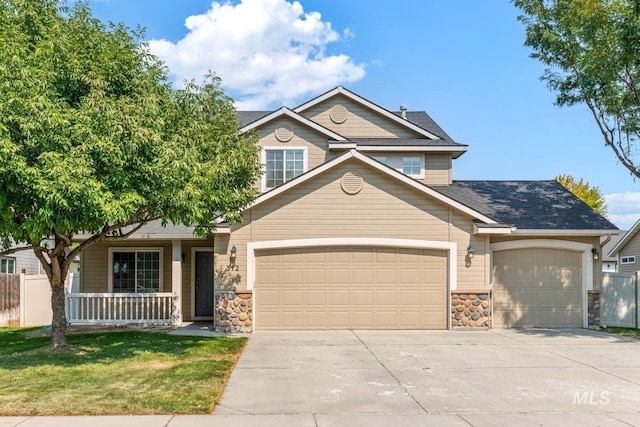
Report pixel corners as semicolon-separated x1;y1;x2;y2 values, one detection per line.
352;268;373;285
329;269;350;285
353;289;374;305
306;290;326;305
376;268;397;283
305;268;326;285
255;246;447;330
424;267;446;284
377;289;398;305
399;289;420;305
493;248;582;328
399;311;421;327
257;290;279;306
376;250;397;263
282;311;303;327
306;311;326;327
399;268;421;284
282;290;302;305
330;311;349;327
282;268;303;285
259;269;279;285
329;289;349;305
282;250;303;263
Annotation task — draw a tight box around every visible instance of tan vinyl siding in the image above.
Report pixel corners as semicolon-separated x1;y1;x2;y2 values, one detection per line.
301;95;421;138
452;210;488;290
228;158;486;291
424;154;452;185
618;231;640;274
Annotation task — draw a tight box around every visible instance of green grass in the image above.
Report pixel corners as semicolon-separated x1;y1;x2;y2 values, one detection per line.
0;327;246;415
602;326;640;339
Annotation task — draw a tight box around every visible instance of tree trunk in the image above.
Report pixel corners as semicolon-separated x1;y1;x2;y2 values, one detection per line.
50;277;67;347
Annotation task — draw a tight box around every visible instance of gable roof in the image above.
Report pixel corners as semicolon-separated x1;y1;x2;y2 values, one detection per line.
433;181;619;234
292;86;443;140
244;149;499;225
238;107;346;141
608;217;640;256
602;232;625;261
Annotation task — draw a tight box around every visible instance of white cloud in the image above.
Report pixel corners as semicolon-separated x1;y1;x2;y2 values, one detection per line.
149;0;365;109
604;192;640;230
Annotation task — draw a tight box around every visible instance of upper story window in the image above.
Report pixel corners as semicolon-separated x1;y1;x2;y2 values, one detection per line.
373;156;388;165
402;156;423;177
110;249;162;293
621;256;636;264
264;148;306;190
0;257;15;274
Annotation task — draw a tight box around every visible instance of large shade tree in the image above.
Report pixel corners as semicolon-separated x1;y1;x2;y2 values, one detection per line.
555;174;608;216
0;0;262;346
514;0;640;179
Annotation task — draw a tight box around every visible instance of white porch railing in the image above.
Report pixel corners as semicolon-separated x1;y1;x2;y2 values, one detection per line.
65;292;177;325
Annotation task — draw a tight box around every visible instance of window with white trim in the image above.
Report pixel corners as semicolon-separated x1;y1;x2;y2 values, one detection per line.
402;156;422;177
111;250;160;293
264;149;305;189
621;256;636;264
0;257;16;274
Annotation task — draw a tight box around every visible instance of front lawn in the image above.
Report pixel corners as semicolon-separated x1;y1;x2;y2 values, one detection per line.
0;327;246;415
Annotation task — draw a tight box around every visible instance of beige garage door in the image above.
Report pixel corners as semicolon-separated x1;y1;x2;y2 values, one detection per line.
492;248;583;328
255;246;447;330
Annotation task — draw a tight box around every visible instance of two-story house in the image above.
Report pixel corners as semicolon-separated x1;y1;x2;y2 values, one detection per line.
77;87;618;330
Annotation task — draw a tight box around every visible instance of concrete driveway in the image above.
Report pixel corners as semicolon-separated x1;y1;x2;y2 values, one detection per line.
215;328;640;426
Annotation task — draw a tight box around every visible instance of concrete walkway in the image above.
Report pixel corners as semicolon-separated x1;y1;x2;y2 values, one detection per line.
3;328;640;426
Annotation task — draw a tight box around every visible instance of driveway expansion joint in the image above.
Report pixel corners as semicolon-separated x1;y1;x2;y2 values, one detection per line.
350;330;430;415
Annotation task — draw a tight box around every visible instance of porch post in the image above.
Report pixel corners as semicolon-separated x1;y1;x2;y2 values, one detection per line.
171;240;183;325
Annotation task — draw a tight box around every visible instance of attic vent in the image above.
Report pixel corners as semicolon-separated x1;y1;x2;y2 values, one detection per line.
330;105;348;124
340;172;363;195
275;124;294;142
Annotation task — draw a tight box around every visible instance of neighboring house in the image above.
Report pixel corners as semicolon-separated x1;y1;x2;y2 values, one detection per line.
602;233;625;272
608;218;640;274
1;247;44;275
78;86;618;330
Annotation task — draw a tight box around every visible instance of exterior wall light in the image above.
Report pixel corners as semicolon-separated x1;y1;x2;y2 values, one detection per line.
467;246;474;259
230;245;237;265
591;247;600;261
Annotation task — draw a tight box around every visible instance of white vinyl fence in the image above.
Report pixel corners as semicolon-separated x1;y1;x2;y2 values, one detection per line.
601;272;639;328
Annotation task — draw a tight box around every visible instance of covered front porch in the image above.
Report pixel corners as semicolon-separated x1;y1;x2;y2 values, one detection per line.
72;233;231;326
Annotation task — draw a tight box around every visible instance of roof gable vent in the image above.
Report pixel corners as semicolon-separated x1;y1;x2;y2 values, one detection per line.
340;171;363;195
275;124;294;142
330;105;348;124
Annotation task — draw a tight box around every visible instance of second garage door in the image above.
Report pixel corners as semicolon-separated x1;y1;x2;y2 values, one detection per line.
254;246;448;330
492;248;583;328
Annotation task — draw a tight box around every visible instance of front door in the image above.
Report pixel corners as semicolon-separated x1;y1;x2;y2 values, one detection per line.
195;251;214;317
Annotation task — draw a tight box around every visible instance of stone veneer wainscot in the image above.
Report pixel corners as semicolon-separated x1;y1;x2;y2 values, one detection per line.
451;290;491;328
214;290;253;333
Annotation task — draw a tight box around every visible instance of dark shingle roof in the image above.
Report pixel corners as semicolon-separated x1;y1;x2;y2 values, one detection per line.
236;111;270;127
433;180;618;231
393;111;456;142
235;110;460;146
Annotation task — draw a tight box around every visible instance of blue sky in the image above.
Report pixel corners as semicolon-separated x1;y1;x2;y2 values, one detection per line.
89;0;640;229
